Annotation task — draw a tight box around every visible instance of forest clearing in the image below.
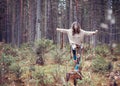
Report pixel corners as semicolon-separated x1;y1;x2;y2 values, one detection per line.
0;0;120;86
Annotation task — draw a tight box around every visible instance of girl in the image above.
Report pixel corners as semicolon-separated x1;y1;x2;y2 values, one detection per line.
57;21;98;71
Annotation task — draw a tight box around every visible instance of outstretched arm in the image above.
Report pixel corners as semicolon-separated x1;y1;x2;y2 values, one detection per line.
56;28;69;33
83;30;98;36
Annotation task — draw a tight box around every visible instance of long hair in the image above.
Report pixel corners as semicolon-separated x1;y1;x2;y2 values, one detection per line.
71;22;81;36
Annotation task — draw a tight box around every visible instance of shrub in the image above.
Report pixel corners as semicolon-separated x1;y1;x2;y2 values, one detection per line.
95;45;110;57
49;65;66;85
92;55;113;73
0;54;16;75
3;45;18;57
50;44;70;65
34;39;55;65
51;48;65;64
32;67;53;86
50;67;61;83
9;63;22;78
77;75;92;86
113;44;120;55
0;54;16;66
34;39;55;54
20;43;32;50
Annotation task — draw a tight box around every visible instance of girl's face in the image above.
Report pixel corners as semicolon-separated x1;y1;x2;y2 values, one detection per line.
74;23;78;30
72;22;80;35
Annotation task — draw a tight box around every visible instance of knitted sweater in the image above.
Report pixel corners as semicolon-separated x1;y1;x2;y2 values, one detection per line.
57;28;97;45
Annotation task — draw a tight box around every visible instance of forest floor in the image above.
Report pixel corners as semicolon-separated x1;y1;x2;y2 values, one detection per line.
0;41;120;86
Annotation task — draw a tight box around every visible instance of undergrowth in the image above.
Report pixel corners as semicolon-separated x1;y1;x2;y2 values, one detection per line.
0;40;119;86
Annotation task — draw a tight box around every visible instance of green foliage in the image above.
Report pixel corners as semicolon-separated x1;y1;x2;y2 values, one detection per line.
116;44;120;51
0;54;16;76
50;44;70;65
3;45;18;57
19;43;34;58
0;54;16;66
9;63;22;78
69;60;75;66
114;44;120;55
50;67;61;82
20;43;32;49
32;67;53;86
51;48;65;64
54;55;63;64
32;67;44;80
0;42;119;85
34;39;55;65
35;39;55;55
19;46;36;62
77;74;92;86
92;55;113;73
50;65;65;85
95;45;110;56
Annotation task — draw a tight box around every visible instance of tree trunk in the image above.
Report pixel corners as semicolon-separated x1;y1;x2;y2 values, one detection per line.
44;0;47;38
35;0;41;40
69;0;73;25
11;0;15;46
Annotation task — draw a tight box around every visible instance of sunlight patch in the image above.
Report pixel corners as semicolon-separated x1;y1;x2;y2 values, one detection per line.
107;14;112;20
110;18;115;24
100;23;108;29
112;43;117;48
107;9;113;15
